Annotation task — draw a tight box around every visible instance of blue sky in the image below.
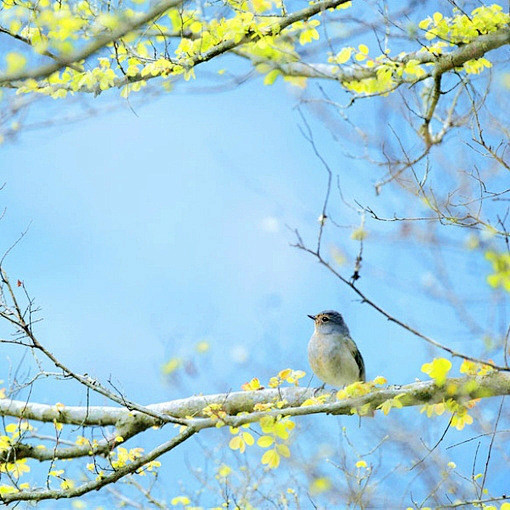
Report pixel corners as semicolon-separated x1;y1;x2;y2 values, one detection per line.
1;79;426;401
1;30;507;505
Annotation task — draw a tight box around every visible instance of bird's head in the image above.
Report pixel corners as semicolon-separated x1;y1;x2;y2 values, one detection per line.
308;310;349;335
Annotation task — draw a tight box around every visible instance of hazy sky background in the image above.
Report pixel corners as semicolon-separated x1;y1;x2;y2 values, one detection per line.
2;79;432;401
0;8;506;503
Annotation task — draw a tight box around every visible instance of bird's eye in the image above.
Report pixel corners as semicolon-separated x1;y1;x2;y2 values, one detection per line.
322;317;329;322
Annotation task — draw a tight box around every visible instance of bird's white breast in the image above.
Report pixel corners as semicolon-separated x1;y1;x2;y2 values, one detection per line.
308;332;361;387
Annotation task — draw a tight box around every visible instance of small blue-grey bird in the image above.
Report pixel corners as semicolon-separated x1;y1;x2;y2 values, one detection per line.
307;310;366;387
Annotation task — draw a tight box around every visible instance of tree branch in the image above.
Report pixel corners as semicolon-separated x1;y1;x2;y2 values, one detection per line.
293;243;510;371
270;27;510;82
0;426;196;503
0;0;188;84
2;372;510;429
1;372;509;501
0;0;352;87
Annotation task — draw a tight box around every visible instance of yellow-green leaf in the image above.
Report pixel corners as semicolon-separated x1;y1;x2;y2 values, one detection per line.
261;449;280;469
5;53;27;74
264;69;280;86
257;435;274;448
421;358;452;386
335;47;352;64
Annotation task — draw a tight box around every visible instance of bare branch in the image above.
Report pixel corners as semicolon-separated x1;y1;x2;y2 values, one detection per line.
292;242;510;371
0;427;196;503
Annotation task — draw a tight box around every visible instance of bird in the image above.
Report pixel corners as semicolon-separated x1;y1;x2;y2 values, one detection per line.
307;310;366;388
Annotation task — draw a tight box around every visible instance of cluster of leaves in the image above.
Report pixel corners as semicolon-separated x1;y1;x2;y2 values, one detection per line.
268;367;306;388
252;415;294;469
2;0;505;105
420;358;494;431
421;397;476;431
0;0;347;98
418;4;510;45
227;369;306;469
327;45;428;96
335;376;387;415
323;3;507;97
422;357;494;386
108;446;161;474
227;371;393;472
485;250;510;292
240;368;306;395
421;357;454;387
0;422;32;495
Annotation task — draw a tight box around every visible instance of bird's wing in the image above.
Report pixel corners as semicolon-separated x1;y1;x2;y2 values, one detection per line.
346;337;366;382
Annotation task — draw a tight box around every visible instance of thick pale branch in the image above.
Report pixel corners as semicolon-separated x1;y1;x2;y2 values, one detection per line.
72;26;510;94
0;398;125;426
277;28;510;81
433;28;510;73
0;372;509;469
190;372;510;426
2;372;510;427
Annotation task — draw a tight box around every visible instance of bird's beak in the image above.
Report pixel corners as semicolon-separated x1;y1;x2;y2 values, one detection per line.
307;314;316;320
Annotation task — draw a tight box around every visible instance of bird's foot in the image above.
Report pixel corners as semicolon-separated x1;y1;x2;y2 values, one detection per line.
313;383;326;396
